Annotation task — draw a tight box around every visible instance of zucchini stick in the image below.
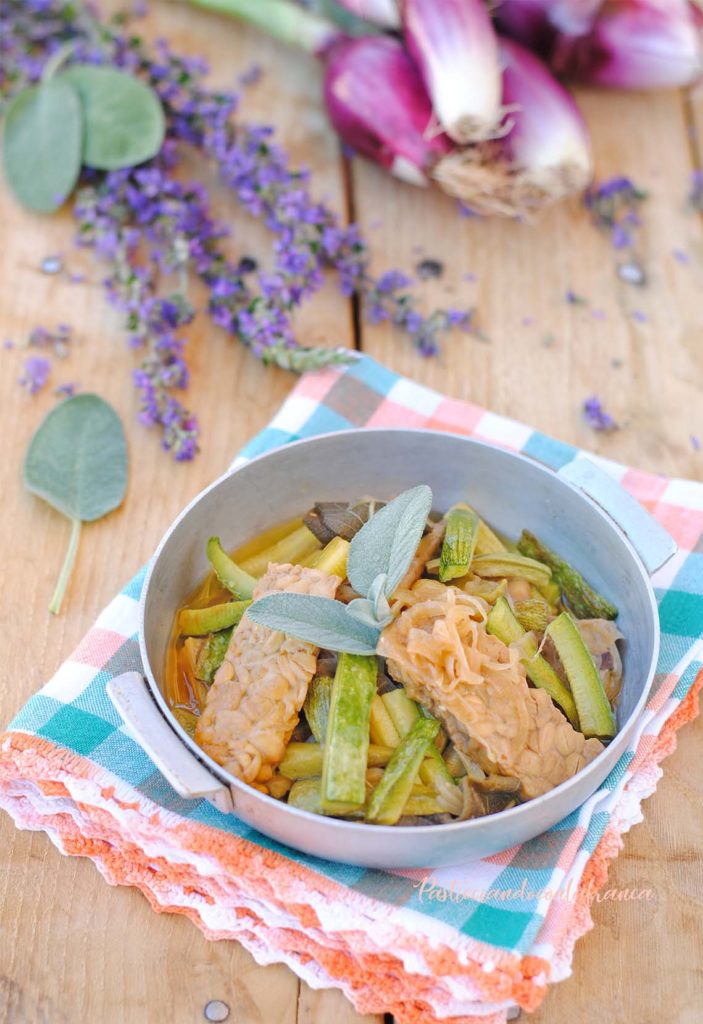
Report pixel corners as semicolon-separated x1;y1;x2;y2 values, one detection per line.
471;552;552;586
402;794;447;817
179;599;251;636
281;741;394;779
206;537;257;599
369;694;401;747
287;778;326;815
486;597;579;727
382;689;456;788
472;514;508;555
366;718;440;824
306;536;350;578
287;775;440;817
546;613;616;738
303;675;333;744
321;653;377;814
439;504;479;582
231;516;303;564
240;524;321;577
517;530;618;620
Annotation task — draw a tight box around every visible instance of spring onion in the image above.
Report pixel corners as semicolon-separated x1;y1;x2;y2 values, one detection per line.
555;0;703;90
403;0;502;143
324;35;453;186
434;37;593;216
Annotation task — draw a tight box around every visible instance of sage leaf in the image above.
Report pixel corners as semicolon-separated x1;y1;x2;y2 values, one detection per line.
61;66;165;170
24;394;128;613
346;597;392;631
2;78;82;213
348;485;433;599
246;594;380;655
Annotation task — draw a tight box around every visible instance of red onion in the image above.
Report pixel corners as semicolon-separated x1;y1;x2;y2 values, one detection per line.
403;0;502;142
494;0;604;56
434;38;592;216
324;36;454;185
555;0;703;89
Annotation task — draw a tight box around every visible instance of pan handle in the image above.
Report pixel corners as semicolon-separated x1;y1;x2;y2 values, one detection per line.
558;457;677;576
106;671;234;813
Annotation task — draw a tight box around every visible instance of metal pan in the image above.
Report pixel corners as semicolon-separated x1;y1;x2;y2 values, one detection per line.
108;429;676;868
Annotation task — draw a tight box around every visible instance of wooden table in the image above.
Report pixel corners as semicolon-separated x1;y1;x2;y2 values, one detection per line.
1;4;701;1022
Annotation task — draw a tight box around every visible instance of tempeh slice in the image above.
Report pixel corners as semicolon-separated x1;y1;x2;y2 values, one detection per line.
195;563;339;785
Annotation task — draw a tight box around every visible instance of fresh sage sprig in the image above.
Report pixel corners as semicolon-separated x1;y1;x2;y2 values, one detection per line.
247;485;433;653
2;61;165;213
23;394;128;614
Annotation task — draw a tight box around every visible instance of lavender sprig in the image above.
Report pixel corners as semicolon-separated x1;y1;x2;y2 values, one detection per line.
584;176;648;286
3;0;474;459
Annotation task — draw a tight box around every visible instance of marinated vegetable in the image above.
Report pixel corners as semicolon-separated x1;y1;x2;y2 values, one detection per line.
166;485;624;826
517;530;618;619
439;504;479;582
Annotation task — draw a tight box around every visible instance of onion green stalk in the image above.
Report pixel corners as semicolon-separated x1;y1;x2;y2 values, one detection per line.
184;0;338;54
334;0;400;29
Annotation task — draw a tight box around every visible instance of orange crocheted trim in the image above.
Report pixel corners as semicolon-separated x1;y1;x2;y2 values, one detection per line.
0;666;700;1022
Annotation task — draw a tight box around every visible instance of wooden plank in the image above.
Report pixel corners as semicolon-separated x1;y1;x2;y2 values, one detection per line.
350;86;703;1024
0;3;370;1024
351;88;703;480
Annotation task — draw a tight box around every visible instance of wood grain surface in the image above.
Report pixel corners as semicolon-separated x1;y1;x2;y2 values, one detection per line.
0;4;701;1023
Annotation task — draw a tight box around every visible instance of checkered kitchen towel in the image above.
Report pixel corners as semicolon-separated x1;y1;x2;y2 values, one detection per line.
1;355;701;1024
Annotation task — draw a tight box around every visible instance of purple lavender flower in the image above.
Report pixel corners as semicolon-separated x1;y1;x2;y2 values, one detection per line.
584;176;647;264
583;395;618;432
4;0;474;458
19;355;51;395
